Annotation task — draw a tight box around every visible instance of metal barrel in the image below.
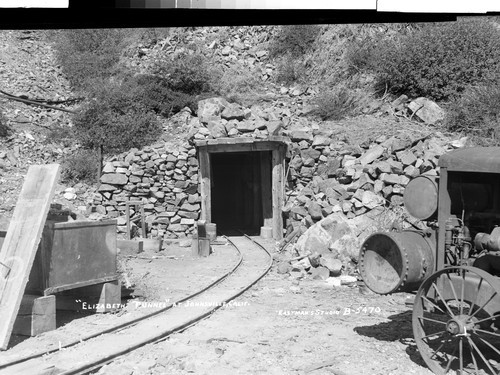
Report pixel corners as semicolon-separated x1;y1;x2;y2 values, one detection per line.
403;176;438;220
358;231;435;294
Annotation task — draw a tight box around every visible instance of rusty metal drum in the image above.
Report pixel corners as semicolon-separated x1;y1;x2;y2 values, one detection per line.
358;231;435;294
403;176;438;220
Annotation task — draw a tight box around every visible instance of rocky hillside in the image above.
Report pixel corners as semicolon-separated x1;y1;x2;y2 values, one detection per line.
0;26;463;250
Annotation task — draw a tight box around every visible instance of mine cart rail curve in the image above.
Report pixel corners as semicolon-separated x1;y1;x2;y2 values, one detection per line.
0;234;273;375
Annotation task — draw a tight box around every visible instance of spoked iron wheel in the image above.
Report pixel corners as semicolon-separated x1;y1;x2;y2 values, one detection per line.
413;266;500;375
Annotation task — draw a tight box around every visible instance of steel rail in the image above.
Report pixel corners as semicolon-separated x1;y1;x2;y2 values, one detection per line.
0;234;273;375
0;239;243;370
61;234;273;375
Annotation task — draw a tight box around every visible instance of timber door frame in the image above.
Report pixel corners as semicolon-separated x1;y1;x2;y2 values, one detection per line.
195;137;287;240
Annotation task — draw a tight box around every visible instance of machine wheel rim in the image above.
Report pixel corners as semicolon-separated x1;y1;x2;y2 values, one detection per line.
412;266;500;375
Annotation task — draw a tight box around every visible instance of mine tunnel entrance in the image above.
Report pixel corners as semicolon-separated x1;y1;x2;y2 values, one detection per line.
196;138;286;240
211;151;272;235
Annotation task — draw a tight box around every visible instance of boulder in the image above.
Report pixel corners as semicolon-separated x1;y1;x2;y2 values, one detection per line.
407;97;445;125
277;262;291;274
397;150;417;167
295;213;353;258
221;105;246;121
301;148;321;161
100;173;128;185
308;252;322;268
320;254;343;276
358;145;384;165
197;97;229;123
266;120;283;135
290;130;313;142
237;121;257;133
311;266;330;280
307;202;323;220
312;135;331;148
102;162;115;173
206;120;227;138
361;190;385;209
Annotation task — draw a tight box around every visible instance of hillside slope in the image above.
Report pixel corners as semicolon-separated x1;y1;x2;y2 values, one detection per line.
0;26;458;229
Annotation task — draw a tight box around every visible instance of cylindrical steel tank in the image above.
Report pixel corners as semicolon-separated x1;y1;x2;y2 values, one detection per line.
358;231;435;294
403;176;438;220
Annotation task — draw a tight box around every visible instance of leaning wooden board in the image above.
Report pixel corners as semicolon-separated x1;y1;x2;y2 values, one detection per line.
0;164;60;350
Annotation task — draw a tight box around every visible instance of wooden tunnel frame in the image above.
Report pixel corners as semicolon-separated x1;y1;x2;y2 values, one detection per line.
195;137;287;240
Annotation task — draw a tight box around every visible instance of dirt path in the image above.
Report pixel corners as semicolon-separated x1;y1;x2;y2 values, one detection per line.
96;241;434;375
0;238;435;375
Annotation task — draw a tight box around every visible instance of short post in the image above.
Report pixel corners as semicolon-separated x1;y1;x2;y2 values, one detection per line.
126;202;146;240
192;220;212;257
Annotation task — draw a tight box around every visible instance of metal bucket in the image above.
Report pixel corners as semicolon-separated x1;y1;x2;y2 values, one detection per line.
358;231;435;294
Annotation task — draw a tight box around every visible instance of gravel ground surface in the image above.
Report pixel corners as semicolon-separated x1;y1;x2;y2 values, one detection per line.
0;238;435;375
98;240;433;375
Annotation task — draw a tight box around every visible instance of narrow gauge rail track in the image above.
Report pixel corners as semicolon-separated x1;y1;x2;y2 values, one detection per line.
0;234;273;375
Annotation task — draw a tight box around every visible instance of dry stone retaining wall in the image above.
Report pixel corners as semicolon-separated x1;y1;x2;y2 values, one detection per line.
93;97;456;244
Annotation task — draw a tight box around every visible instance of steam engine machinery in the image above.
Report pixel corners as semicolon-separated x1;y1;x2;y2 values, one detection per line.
358;147;500;375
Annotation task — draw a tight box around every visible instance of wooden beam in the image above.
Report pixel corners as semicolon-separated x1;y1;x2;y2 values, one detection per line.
261;151;273;228
272;147;285;240
0;164;60;350
194;136;289;148
198;147;211;222
43;275;119;296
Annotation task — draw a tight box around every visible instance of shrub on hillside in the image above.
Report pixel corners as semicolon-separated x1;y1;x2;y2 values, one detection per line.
370;18;500;101
275;54;305;84
212;63;264;104
269;25;321;58
445;84;500;145
120;51;217;115
45;124;75;147
60;149;99;184
73;82;162;154
151;52;214;95
344;37;378;74
125;74;196;117
53;29;128;92
311;86;360;121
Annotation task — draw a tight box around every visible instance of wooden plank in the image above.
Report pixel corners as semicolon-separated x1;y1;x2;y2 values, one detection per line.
272;147;284;240
198;148;212;222
0;164;60;350
204;142;283;154
261;151;273;228
252;152;261;229
206;137;254;145
197;220;207;238
43;275;119;296
196;138;288;153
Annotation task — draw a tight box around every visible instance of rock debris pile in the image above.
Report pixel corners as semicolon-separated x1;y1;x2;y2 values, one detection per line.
94;95;460;247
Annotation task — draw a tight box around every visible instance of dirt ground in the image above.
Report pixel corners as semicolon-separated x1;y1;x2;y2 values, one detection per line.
94;239;434;375
0;237;435;375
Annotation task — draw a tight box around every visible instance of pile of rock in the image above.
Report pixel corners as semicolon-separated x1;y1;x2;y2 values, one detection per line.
0;130;80;216
0;30;75;128
283;133;450;230
126;26;278;81
92;95;458;244
93;143;200;239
